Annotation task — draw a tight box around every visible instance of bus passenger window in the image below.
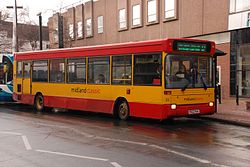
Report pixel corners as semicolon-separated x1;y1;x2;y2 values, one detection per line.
17;61;22;78
95;74;105;84
23;62;31;78
112;55;132;85
67;58;86;83
50;59;65;83
134;53;162;86
32;60;48;82
88;57;110;84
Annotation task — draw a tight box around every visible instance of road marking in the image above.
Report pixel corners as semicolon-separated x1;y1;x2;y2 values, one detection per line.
0;131;22;136
110;162;123;167
0;127;230;167
21;135;32;150
95;136;148;146
36;149;109;162
211;163;230;167
149;144;211;164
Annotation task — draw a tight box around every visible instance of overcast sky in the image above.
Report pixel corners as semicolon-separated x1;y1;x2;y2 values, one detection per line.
0;0;88;25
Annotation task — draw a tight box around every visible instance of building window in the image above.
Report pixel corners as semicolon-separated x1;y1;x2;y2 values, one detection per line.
67;58;86;83
132;4;141;26
147;0;157;23
165;0;175;19
236;0;250;12
50;59;65;83
236;44;250;97
112;55;132;85
230;0;236;13
69;24;74;39
134;53;162;86
119;8;127;29
32;60;48;82
77;22;83;38
53;25;59;43
230;0;250;13
86;18;92;37
97;16;104;34
88;57;110;84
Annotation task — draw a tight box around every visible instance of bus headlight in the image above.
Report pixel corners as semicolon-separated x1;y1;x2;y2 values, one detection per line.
171;104;177;110
209;102;214;107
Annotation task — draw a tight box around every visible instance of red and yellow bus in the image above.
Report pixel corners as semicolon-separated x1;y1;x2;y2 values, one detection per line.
13;38;216;120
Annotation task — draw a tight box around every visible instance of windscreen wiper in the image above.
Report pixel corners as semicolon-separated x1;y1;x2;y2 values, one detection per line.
200;75;207;90
181;80;190;91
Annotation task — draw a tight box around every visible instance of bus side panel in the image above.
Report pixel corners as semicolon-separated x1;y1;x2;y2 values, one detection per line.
44;95;113;113
126;86;164;119
32;83;114;113
129;102;165;119
21;94;34;104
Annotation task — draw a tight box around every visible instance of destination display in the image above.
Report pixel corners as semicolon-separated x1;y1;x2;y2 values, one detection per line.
173;40;211;53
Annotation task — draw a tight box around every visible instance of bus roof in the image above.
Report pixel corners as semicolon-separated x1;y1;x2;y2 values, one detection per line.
15;38;215;61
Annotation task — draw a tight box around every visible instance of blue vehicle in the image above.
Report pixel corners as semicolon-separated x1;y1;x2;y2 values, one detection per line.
0;53;13;102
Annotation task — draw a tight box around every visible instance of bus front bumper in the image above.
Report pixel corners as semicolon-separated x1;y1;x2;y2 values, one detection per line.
163;103;215;118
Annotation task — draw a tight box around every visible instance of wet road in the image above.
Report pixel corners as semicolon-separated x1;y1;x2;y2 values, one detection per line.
0;103;250;167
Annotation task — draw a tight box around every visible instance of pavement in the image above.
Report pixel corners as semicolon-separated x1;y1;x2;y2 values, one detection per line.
201;98;250;127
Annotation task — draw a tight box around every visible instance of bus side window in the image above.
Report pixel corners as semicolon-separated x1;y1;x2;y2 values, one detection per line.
112;55;132;85
17;61;23;78
50;59;65;83
88;57;110;84
67;58;86;84
23;62;31;78
32;60;48;82
134;53;162;86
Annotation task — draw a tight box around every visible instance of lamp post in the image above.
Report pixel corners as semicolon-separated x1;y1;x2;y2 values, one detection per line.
6;0;23;52
37;12;43;50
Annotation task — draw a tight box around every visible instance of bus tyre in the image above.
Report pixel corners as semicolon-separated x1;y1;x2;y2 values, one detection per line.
34;94;45;112
117;101;129;121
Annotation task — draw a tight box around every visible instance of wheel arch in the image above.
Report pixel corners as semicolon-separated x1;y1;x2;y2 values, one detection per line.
34;92;43;103
113;97;129;117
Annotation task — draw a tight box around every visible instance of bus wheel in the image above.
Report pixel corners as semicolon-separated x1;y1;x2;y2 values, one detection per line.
34;94;45;112
117;101;129;121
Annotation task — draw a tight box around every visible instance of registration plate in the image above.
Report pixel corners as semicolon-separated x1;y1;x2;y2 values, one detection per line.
188;109;200;115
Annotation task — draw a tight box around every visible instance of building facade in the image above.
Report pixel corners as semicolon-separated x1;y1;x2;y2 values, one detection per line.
47;0;250;100
0;19;49;53
228;0;250;97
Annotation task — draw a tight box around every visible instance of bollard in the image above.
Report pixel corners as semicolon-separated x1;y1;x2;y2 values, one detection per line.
218;84;222;104
236;85;239;105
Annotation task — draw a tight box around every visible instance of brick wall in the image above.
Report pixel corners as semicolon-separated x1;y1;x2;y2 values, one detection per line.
48;0;229;48
217;43;231;99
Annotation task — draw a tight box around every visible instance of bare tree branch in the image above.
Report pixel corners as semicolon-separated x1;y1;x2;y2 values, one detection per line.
0;9;10;21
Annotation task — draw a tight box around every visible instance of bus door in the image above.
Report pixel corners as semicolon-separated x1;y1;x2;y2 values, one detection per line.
22;62;31;95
